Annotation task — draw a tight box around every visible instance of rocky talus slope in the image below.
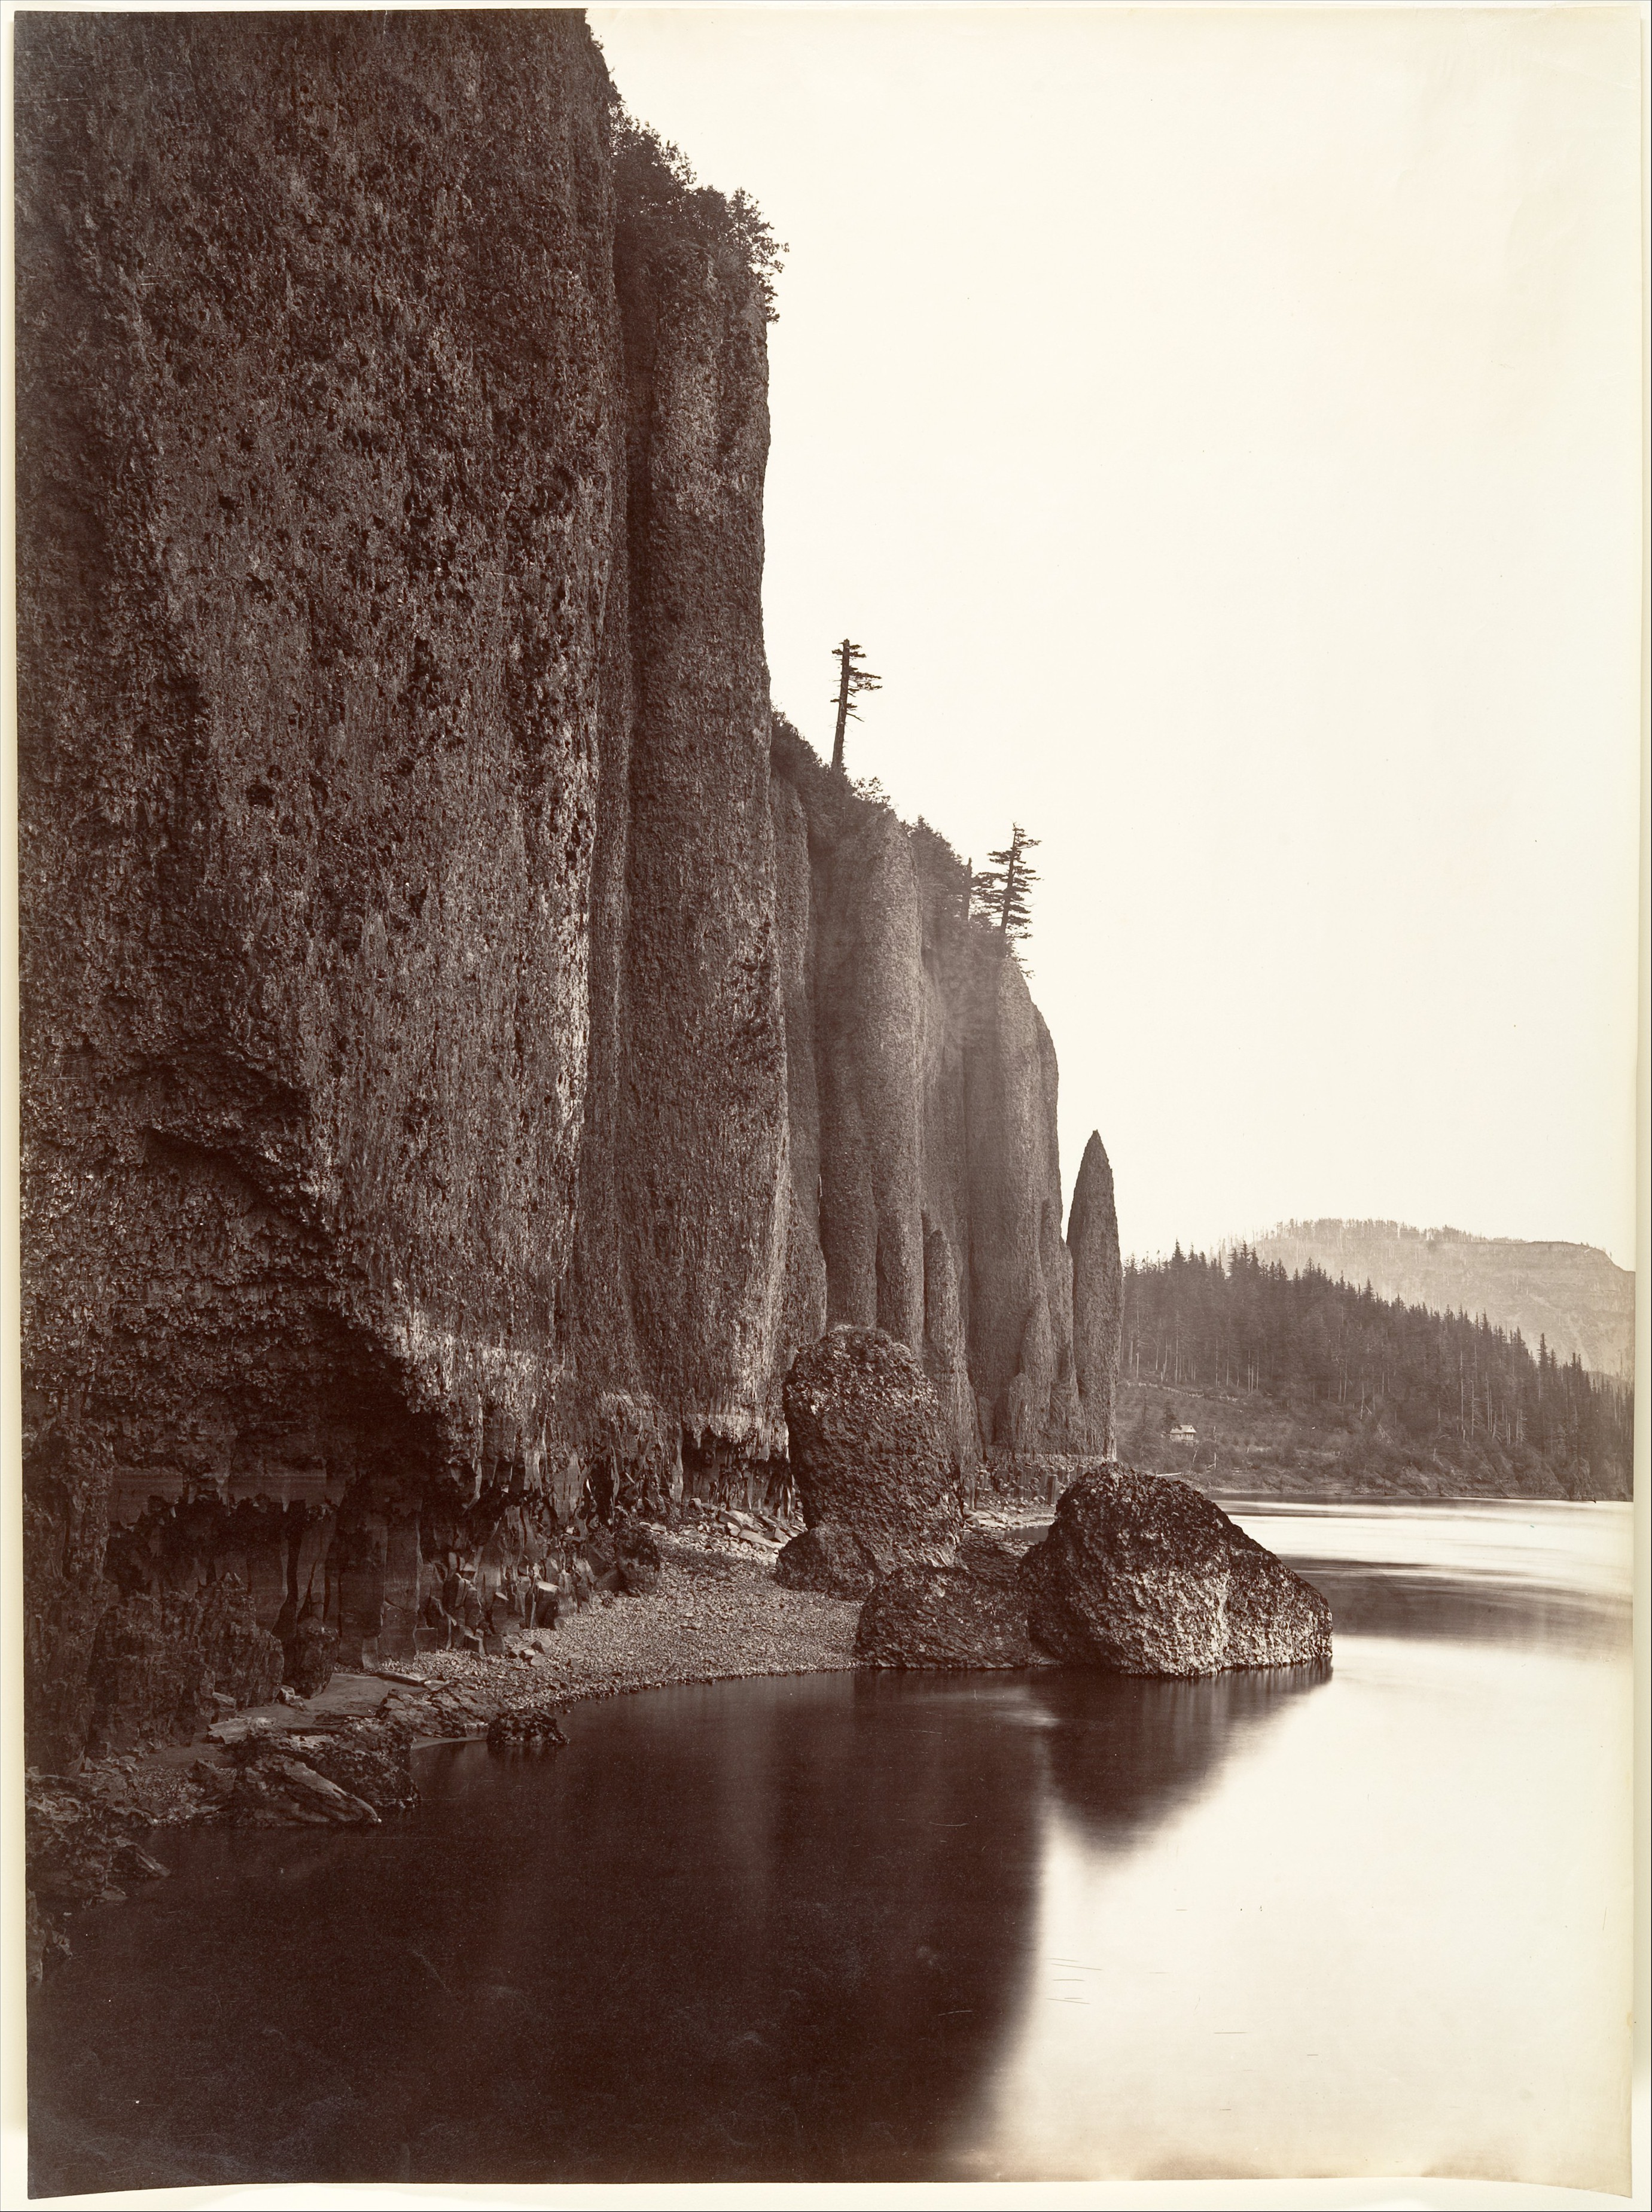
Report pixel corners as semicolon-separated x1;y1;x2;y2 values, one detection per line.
17;12;1122;1767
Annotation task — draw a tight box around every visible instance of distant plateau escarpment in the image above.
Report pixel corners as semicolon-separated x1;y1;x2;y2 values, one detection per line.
1244;1221;1634;1379
16;13;1121;1766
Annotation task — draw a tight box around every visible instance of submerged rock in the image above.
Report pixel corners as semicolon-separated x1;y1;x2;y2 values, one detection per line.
782;1327;963;1581
854;1553;1032;1669
26;1889;72;1986
230;1755;381;1828
486;1705;568;1750
111;1841;170;1884
1020;1467;1332;1675
774;1523;879;1598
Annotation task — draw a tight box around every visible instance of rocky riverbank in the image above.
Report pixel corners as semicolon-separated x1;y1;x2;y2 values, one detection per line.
28;1473;1322;1985
25;1516;884;1981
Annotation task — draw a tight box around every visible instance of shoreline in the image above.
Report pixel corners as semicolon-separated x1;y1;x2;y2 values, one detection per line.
393;1538;865;1725
30;1488;1614;1982
26;1527;872;1975
36;1483;1604;1812
23;1509;1054;1975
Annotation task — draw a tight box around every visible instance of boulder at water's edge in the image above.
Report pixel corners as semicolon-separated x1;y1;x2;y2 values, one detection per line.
781;1326;963;1580
775;1523;880;1598
1020;1467;1331;1674
855;1539;1033;1668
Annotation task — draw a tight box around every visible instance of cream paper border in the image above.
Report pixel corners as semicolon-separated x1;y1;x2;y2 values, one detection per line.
0;4;1645;2208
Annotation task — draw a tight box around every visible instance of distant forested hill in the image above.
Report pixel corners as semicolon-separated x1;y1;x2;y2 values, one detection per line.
1118;1247;1633;1500
1241;1220;1633;1378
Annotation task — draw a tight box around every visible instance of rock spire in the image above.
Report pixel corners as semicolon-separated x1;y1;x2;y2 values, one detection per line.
1068;1131;1124;1456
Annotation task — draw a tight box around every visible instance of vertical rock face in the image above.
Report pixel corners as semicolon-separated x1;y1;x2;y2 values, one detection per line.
605;144;788;1457
814;811;926;1348
88;1583;284;1754
770;778;830;1367
19;7;618;1440
17;10;627;1762
18;15;1114;1763
963;961;1081;1454
922;1224;983;1473
769;732;1084;1469
22;1429;113;1769
1069;1132;1124;1455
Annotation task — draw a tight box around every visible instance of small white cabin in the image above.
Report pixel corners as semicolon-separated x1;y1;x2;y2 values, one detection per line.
1169;1424;1199;1443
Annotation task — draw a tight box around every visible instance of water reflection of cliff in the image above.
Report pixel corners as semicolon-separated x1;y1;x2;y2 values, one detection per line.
1029;1665;1328;1849
29;1663;1343;2195
29;1675;1035;2191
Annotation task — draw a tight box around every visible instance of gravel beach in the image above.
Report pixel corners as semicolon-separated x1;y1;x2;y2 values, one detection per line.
53;1522;864;1820
407;1535;864;1719
382;1509;1051;1730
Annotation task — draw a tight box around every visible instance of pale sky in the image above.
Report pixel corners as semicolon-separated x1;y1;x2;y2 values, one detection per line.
590;4;1644;1268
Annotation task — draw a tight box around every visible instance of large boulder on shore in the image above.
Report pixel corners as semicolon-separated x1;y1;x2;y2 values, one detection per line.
775;1522;879;1598
615;1525;663;1596
855;1539;1033;1668
1020;1467;1331;1674
781;1327;964;1589
229;1755;381;1828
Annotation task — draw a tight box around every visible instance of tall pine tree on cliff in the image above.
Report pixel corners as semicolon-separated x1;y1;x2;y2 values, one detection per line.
829;638;881;772
973;825;1040;946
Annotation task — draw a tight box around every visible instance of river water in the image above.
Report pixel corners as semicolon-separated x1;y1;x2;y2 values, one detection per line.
28;1500;1634;2196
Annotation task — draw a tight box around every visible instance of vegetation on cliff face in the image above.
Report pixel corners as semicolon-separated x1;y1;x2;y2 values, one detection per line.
971;825;1041;948
609;113;786;321
1119;1247;1633;1499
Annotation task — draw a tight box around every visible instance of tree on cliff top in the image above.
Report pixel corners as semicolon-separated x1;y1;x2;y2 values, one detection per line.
611;114;785;320
973;826;1040;946
830;638;881;772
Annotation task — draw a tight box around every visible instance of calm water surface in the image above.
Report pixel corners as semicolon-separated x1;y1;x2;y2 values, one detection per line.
29;1500;1633;2195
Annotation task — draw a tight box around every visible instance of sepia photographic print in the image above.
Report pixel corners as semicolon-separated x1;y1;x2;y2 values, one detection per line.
6;3;1647;2205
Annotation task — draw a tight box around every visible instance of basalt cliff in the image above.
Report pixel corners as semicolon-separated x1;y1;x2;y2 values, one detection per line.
16;11;1121;1768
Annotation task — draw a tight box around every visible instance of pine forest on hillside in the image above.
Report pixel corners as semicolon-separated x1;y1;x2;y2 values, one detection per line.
1117;1246;1633;1500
